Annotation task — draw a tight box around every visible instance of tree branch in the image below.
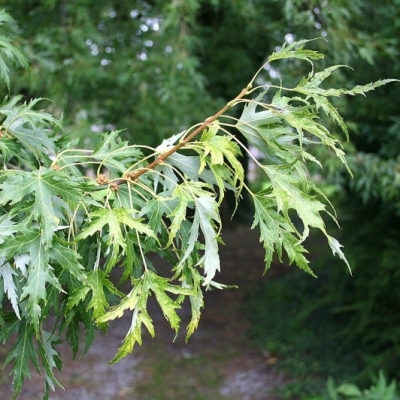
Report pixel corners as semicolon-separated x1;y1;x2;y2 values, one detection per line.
113;86;251;186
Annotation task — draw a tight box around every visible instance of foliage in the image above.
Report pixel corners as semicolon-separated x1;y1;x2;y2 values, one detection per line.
245;202;400;397
245;2;400;397
0;9;397;400
257;1;400;220
0;0;219;146
326;371;399;400
304;371;400;400
245;252;359;398
313;201;400;381
4;0;399;213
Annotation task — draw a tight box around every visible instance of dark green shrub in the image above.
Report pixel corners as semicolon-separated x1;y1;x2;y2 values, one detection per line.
246;198;400;396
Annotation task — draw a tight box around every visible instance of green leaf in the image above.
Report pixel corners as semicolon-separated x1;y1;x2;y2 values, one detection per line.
155;129;186;153
150;272;191;332
295;67;399;141
118;232;144;282
336;383;362;397
180;196;221;285
139;196;174;235
236;90;350;175
327;236;351;275
97;276;148;323
187;288;204;340
0;11;28;89
0;262;21;318
344;79;400;96
109;318;147;364
255;164;351;274
0;169;82;246
99;275;154;363
1;98;59;158
91;130;142;175
0;312;20;343
0;228;40;259
154;162;180;191
86;270;113;324
0;230;59;332
181;266;204;341
0;214;17;239
326;377;339;400
195;196;221;285
50;240;87;284
65;285;91;314
76;207;158;272
4;322;40;399
98;270;193;362
20;242;62;333
198;121;225;171
37;330;63;392
252;194;313;275
166;185;193;247
197;120;244;201
298;72;399;99
260;163;350;272
77;208;157;242
165;153;217;185
64;306;96;358
236;93;282;153
263;164;327;239
268;39;325;64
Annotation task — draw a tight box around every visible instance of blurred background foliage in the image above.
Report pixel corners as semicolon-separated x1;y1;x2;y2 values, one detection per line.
1;0;400;397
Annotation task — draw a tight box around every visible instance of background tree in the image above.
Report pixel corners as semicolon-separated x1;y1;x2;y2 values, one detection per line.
0;0;399;398
246;0;400;394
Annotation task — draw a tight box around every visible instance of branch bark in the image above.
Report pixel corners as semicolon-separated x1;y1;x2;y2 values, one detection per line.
113;86;251;186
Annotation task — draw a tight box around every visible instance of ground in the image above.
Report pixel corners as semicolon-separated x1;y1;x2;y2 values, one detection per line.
0;225;288;400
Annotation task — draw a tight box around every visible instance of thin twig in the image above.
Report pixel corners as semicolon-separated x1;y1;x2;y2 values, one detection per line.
113;86;251;186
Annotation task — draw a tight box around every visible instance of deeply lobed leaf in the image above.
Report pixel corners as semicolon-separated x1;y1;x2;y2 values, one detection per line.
0;20;397;399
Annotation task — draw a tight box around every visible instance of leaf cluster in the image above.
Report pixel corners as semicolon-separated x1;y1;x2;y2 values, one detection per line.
0;11;396;399
325;371;399;400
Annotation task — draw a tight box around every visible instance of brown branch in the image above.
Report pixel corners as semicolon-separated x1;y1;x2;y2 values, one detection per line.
114;86;250;185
